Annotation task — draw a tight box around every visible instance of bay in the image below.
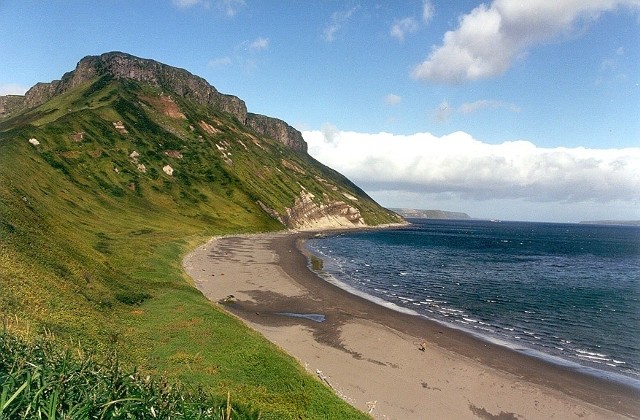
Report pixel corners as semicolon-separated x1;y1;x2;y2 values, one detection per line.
305;219;640;387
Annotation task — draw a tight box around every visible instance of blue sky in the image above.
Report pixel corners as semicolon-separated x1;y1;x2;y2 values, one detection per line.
1;1;639;222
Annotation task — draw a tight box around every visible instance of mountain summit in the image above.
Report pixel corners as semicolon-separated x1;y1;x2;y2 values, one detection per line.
1;51;306;152
0;51;401;230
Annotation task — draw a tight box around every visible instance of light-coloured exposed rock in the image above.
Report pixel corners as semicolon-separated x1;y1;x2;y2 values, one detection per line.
164;150;183;159
199;120;220;135
28;138;40;146
113;121;128;134
71;132;84;142
342;192;358;201
282;190;366;230
162;165;174;176
281;159;305;174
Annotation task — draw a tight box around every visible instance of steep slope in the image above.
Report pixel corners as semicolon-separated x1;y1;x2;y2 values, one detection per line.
0;52;399;418
0;51;400;230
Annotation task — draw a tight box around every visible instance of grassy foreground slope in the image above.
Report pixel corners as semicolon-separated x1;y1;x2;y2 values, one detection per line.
0;66;392;418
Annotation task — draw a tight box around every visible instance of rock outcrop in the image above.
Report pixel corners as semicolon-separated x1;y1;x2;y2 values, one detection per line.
246;113;307;153
1;52;307;153
281;190;366;230
0;95;26;116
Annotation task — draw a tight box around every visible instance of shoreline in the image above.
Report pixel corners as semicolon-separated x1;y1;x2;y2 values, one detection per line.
184;230;640;419
303;228;640;392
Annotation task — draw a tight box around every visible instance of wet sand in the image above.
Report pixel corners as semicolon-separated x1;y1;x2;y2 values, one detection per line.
183;232;640;419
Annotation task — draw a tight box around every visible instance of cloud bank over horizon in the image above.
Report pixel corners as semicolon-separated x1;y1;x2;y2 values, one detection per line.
412;0;640;84
303;128;640;216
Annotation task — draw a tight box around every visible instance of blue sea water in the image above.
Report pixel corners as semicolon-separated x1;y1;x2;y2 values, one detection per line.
305;219;640;387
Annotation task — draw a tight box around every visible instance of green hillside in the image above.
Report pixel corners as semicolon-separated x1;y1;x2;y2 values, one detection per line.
0;54;399;418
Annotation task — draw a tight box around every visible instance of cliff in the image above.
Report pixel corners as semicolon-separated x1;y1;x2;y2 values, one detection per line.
0;95;25;116
246;113;307;153
1;51;305;152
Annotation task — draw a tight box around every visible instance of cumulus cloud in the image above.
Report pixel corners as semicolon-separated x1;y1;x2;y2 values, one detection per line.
412;0;640;84
0;83;29;95
302;129;640;204
324;6;359;42
385;94;402;106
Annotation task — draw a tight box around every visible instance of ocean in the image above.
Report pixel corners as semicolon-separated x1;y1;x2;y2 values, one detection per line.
304;219;640;388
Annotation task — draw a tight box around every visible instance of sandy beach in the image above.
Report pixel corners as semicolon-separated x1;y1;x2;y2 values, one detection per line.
183;232;640;419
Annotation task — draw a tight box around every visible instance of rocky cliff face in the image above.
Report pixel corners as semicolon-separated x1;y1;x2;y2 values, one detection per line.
246;113;307;153
280;190;366;230
0;95;25;116
2;52;306;153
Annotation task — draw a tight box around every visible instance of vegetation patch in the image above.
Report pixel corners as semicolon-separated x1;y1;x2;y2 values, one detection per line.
0;330;259;419
0;58;399;418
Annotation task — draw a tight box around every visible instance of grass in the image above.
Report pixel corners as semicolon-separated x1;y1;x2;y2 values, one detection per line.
0;75;392;418
0;328;259;419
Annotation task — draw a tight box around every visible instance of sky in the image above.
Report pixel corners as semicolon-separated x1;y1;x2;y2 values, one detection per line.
1;0;639;222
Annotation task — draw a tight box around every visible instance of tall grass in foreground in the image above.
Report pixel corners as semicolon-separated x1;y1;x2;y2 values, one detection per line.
0;330;259;419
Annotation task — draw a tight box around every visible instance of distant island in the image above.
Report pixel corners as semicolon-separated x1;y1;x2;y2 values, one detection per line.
392;208;471;220
579;220;640;226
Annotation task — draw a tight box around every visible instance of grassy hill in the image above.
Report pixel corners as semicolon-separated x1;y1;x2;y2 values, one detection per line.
0;53;399;418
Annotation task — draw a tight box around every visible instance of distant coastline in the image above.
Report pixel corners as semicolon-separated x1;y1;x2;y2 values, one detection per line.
391;208;471;220
579;220;640;226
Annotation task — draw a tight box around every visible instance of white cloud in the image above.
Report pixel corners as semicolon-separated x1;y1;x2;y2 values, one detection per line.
0;83;29;95
390;17;419;42
385;93;402;106
302;129;640;205
391;1;434;42
433;99;521;122
249;37;269;51
412;0;640;84
600;58;618;72
324;6;359;42
208;57;232;68
172;0;203;8
172;0;245;16
422;0;435;23
216;0;245;17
